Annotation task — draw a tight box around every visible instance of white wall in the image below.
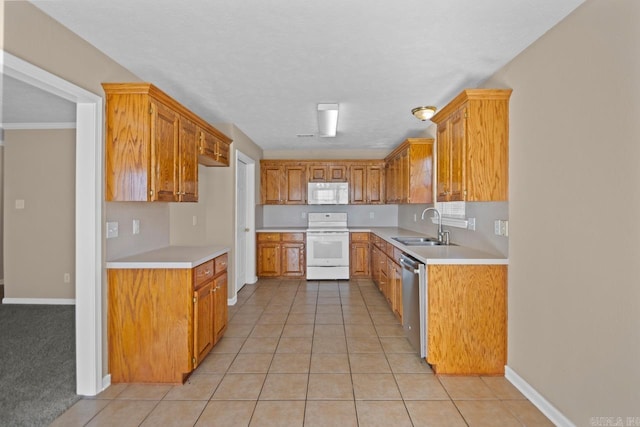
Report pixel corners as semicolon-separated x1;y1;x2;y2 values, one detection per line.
483;0;640;423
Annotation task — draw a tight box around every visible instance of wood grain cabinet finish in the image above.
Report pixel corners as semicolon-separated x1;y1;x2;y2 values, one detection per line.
260;161;307;204
349;161;385;204
308;163;348;182
103;83;232;202
257;232;305;278
107;253;229;384
431;89;512;202
198;127;231;167
427;264;507;375
384;138;434;204
349;232;370;278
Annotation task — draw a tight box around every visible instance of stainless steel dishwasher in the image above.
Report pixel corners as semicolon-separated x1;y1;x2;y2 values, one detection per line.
399;253;427;358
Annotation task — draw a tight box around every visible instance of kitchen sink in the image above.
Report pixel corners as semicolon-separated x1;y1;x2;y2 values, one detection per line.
391;236;453;246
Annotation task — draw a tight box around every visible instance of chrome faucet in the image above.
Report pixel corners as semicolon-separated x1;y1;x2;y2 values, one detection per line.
421;207;450;245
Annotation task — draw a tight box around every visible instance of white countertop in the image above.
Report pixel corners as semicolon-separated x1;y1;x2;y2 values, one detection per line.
106;245;230;269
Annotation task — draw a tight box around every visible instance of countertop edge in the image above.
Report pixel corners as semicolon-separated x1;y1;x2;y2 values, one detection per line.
106;245;230;269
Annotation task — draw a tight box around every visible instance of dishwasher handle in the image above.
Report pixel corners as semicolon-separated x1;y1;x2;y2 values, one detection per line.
400;254;422;273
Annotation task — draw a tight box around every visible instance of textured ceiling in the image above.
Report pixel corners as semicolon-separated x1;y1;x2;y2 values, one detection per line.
22;0;584;151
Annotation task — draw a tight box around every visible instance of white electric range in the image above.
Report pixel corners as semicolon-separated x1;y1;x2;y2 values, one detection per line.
306;213;349;280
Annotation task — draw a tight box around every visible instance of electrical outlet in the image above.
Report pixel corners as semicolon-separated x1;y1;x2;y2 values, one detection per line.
64;273;71;283
106;221;118;238
15;199;25;209
132;219;140;234
494;220;509;236
301;212;306;219
413;213;417;222
192;216;197;226
467;217;476;231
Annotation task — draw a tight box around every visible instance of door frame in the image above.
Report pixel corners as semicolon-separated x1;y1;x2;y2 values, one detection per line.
1;51;104;395
234;149;257;298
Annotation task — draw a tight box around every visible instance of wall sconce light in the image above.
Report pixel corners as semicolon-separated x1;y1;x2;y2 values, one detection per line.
411;106;437;121
318;103;339;137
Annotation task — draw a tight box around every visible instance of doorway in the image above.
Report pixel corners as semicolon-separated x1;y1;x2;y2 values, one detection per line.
1;51;104;395
235;150;257;297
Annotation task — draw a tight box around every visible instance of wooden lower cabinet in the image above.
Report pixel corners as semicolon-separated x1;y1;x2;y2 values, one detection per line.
257;232;305;278
108;252;228;384
350;232;370;278
427;264;507;375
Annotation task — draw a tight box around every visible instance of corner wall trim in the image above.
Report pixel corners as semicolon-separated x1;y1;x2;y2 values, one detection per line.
2;298;76;305
505;365;575;427
228;295;238;306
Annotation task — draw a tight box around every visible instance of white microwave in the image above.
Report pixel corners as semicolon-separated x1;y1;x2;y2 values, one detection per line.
307;182;349;205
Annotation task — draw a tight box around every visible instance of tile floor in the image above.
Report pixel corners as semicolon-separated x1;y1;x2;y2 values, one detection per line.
52;278;554;426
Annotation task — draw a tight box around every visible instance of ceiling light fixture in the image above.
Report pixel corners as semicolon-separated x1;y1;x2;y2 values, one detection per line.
411;105;437;121
317;103;339;137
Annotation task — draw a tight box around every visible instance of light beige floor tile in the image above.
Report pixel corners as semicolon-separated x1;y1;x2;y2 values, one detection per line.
140;400;206;426
224;323;255;338
395;373;449;400
349;353;391;373
314;323;345;337
91;383;127;399
315;304;342;314
481;376;527;399
211;373;266;400
269;353;311;373
288;304;317;314
276;337;313;353
307;373;354;400
455;400;522;427
304;400;358;427
503;400;555;426
317;297;341;305
281;323;314;337
379;337;415;353
249;401;305;427
439;376;497;400
405;400;467;427
259;373;308;400
228;353;274;373
347;336;384;353
196;352;236;374
386;353;433;374
116;383;172;400
195;400;256;427
286;313;316;325
342;313;373;324
315;313;344;324
257;313;288;325
263;304;292;314
355;400;413;427
85;400;157;427
240;337;279;354
341;306;369;315
344;323;378;337
250;324;284;338
163;373;223;400
50;399;110;427
310;353;350;373
232;313;263;324
367;304;392;314
352;373;402;400
374;324;405;337
312;335;347;353
211;337;246;354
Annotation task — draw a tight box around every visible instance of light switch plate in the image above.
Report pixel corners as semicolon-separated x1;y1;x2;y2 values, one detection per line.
106;221;119;239
132;219;140;235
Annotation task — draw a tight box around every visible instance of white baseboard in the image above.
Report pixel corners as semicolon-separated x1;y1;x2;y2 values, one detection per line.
101;374;111;394
505;365;575;427
2;297;76;305
228;295;238;305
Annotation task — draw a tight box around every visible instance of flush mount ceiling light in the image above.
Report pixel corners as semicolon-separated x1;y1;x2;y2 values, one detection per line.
317;103;339;137
411;105;437;121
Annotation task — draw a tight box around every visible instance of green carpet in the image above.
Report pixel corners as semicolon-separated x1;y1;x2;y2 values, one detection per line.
0;304;79;426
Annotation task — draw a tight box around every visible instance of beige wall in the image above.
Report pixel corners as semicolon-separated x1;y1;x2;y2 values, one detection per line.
483;0;640;422
4;129;75;299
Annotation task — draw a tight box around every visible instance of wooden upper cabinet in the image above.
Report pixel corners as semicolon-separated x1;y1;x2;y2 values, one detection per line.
349;161;385;204
431;89;511;202
198;127;231;167
284;165;307;204
260;161;307;204
384;138;434;204
103;83;232;202
308;163;348;182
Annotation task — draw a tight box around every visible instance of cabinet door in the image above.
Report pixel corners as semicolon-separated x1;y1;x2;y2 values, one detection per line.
257;242;281;276
349;165;367;204
367;164;385;204
150;100;180;201
328;164;348;182
193;282;214;368
449;109;466;201
199;129;230;167
399;151;410;203
284;165;307;204
261;164;284;204
350;242;370;278
436;120;451;201
213;274;228;343
281;243;305;277
179;117;198;202
308;164;328;182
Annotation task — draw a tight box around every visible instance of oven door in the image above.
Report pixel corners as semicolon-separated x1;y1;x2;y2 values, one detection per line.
306;232;349;267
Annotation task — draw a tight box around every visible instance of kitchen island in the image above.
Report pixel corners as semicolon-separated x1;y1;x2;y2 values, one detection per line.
106;245;230;384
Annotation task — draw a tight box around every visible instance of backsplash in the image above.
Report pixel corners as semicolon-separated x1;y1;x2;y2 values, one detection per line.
105;202;170;260
262;204;398;228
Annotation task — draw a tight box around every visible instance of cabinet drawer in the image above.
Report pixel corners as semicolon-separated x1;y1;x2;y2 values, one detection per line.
282;232;305;242
351;232;370;242
194;260;214;288
214;254;228;274
258;233;281;242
